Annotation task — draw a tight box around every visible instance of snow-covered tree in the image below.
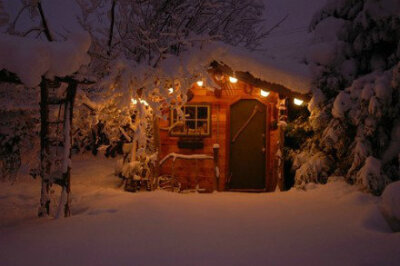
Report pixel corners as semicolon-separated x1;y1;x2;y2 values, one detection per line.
294;0;400;195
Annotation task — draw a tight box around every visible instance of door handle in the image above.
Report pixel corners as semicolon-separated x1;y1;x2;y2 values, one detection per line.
232;105;261;143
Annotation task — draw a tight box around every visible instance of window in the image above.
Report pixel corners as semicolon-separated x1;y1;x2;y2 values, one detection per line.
170;104;211;137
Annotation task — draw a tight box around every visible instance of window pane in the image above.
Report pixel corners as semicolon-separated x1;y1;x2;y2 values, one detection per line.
185;106;195;119
198;107;208;119
170;104;210;137
197;121;208;135
186;120;195;130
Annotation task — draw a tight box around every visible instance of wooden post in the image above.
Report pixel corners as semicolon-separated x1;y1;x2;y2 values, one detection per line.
276;98;288;191
38;78;51;217
152;116;161;190
195;159;199;191
171;158;175;180
277;126;285;191
213;144;220;191
59;81;77;217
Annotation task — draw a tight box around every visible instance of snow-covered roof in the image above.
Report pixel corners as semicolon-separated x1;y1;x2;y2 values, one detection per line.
216;0;329;94
159;42;312;97
207;44;312;95
229;0;330;94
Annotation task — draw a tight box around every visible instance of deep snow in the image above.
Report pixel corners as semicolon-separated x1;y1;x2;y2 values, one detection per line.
0;155;399;266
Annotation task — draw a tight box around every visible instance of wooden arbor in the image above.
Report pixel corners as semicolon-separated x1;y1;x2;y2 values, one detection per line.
38;78;76;217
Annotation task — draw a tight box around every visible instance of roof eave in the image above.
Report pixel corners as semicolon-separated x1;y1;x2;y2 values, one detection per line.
209;61;311;101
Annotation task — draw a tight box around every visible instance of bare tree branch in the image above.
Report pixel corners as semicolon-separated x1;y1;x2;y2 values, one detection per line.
107;0;116;56
37;1;53;41
23;27;43;37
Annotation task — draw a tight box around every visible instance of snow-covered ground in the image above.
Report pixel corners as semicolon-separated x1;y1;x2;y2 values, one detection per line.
0;155;399;266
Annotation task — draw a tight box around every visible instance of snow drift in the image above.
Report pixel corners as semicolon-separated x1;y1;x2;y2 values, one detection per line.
0;155;399;266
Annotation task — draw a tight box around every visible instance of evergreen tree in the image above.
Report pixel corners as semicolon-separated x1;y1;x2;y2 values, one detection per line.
294;0;400;195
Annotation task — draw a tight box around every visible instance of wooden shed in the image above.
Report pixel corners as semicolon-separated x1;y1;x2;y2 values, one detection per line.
158;61;310;192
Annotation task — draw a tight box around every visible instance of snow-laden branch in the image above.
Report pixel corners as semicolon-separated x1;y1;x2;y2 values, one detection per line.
0;32;91;87
159;121;184;132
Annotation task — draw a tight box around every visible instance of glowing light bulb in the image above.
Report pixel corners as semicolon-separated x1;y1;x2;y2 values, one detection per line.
260;90;270;97
168;87;173;94
140;99;149;106
229;76;238;83
294;98;304;106
131;98;149;106
196;80;204;87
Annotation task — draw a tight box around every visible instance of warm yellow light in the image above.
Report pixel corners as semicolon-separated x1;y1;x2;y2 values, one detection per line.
196;80;204;87
294;98;304;106
131;98;149;106
229;76;238;83
168;87;173;94
260;89;270;97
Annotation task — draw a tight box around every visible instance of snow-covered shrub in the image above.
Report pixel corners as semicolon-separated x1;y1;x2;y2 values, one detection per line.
293;0;400;194
294;151;332;186
0;133;20;181
381;181;400;232
0;84;39;181
356;156;390;195
0;110;39;181
283;100;314;189
72;91;134;156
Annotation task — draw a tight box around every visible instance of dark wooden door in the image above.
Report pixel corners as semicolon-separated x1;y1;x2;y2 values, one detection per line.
229;99;266;190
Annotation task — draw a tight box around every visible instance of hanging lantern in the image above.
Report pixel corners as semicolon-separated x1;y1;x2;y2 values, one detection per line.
196;80;204;87
168;87;173;94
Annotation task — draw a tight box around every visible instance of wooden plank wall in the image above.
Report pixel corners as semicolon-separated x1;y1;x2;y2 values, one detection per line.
159;81;280;192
